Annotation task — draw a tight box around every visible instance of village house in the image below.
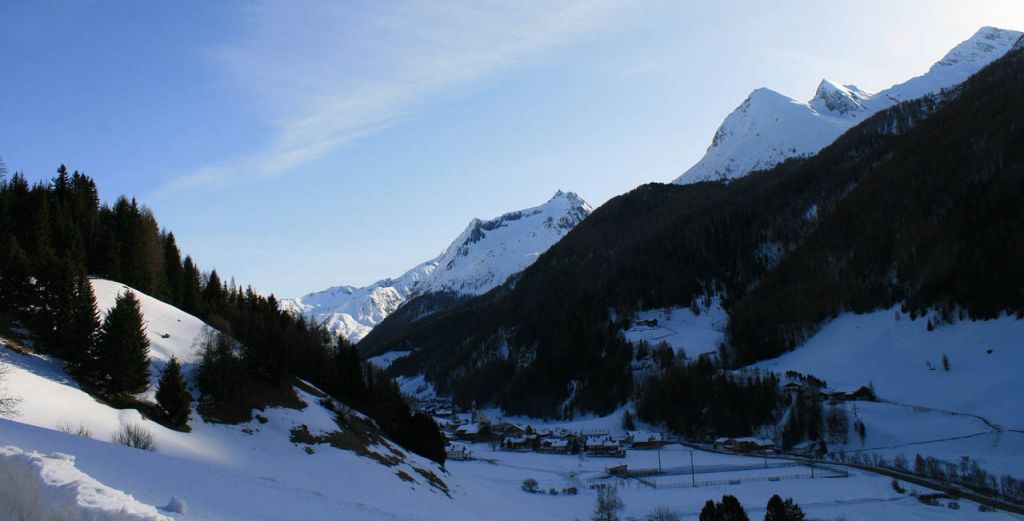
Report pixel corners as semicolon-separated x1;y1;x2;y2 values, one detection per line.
501;434;537;451
584;435;625;458
454;422;491;441
625;430;665;449
538;436;577;454
714;436;774;454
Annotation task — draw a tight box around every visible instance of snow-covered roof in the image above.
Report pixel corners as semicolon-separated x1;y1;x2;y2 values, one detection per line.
585;436;619;448
627;430;663;442
541;437;570;448
455;423;482;435
504;435;535;444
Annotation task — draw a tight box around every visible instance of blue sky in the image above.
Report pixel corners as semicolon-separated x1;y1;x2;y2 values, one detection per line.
3;1;1023;296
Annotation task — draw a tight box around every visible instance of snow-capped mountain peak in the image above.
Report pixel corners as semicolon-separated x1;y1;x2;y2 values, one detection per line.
809;79;872;116
282;191;591;342
674;26;1022;185
934;26;1019;69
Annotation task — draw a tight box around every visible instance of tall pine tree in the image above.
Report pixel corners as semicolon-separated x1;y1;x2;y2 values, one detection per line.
156;355;192;428
162;232;184;307
66;275;102;385
98;290;150;396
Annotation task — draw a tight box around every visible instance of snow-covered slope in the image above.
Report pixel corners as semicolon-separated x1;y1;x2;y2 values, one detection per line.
282;191;591;342
752;307;1024;430
0;279;466;520
751;307;1024;482
674;26;1022;184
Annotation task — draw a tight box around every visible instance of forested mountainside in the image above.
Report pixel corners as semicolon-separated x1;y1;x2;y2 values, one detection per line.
0;168;445;463
360;41;1024;419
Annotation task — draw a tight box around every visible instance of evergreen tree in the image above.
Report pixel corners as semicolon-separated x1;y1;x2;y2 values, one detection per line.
156;356;192;428
35;259;78;356
0;235;33;312
764;495;804;521
331;341;366;408
699;500;718;521
203;270;225;311
180;256;203;315
162;232;184;307
66;275;102;384
717;495;749;521
98;290;150;396
621;409;635;431
405;412;446;465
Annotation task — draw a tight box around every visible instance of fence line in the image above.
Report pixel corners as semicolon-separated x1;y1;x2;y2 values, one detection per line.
629;466;848;489
626;461;802;478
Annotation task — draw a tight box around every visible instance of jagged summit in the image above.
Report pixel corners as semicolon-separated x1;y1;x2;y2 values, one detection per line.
810;80;871;115
674;26;1022;185
281;191;591;342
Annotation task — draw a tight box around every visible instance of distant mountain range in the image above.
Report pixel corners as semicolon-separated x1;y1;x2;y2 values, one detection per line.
674;26;1022;184
281;191;592;342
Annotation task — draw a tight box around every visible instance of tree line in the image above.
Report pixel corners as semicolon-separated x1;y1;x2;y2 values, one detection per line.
0;167;445;463
634;354;781;439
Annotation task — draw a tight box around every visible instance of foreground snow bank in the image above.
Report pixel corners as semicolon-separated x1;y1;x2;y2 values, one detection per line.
0;445;170;521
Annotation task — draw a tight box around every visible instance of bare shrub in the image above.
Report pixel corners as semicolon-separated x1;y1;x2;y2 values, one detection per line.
592;485;624;521
56;420;93;438
521;478;539;493
112;423;157;451
0;364;22;417
648;506;681;521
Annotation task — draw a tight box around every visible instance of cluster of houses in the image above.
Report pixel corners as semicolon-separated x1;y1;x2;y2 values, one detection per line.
783;381;877;404
428;377;879;463
499;428;666;458
712;436;775;454
424;401;668;460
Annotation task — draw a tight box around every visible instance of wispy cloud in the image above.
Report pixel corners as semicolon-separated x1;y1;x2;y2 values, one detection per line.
158;0;642;194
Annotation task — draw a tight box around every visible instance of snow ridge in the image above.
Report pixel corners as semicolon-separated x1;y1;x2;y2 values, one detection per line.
0;446;170;521
674;26;1022;185
282;191;591;342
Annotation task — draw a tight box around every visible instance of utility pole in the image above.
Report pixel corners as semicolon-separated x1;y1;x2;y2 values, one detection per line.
658;448;662;473
690;450;696;488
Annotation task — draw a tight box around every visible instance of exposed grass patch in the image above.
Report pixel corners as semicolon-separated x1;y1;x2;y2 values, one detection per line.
413;466;450;495
289;412;451;496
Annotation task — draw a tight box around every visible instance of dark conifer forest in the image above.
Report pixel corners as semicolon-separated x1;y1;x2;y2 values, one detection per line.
0;167;445;463
360;42;1024;427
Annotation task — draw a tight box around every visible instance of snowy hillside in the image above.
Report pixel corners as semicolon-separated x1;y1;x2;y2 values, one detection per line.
750;307;1024;483
0;279;460;520
752;307;1024;430
674;26;1022;184
282;191;591;342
